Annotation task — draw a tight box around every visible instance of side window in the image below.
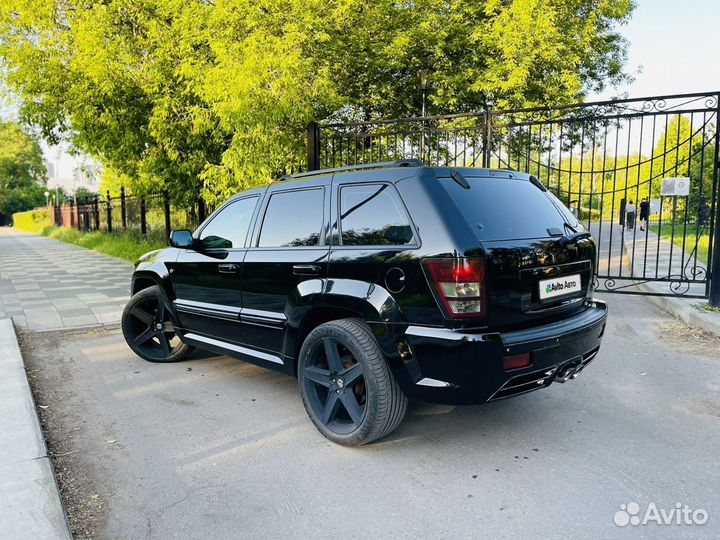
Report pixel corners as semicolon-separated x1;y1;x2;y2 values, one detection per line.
340;184;414;246
258;189;324;247
198;196;258;249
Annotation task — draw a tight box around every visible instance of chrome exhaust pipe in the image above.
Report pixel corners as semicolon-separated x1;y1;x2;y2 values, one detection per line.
555;360;581;383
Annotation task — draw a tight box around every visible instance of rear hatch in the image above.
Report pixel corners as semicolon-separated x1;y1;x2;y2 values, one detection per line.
439;171;595;330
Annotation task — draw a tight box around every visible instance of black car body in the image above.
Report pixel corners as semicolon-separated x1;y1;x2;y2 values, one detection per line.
124;161;607;444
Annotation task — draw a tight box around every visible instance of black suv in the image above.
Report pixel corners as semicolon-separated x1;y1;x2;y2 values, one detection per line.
122;161;607;445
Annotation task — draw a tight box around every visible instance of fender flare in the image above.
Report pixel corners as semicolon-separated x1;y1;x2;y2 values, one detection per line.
130;265;177;322
286;279;408;370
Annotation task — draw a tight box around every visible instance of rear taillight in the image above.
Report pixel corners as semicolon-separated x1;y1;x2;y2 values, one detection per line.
424;258;486;319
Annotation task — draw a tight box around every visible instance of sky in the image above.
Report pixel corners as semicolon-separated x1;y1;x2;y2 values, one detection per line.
594;0;720;100
6;0;720;178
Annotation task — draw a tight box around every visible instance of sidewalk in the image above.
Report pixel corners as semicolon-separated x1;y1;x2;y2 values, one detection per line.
0;227;132;331
619;223;720;336
0;318;72;540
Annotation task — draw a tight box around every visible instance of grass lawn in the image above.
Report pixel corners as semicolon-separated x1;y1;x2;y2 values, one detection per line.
12;208;170;262
42;226;167;263
649;222;710;265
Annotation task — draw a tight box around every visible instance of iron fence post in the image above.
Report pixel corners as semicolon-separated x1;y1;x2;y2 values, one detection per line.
106;190;113;233
93;195;100;230
198;196;206;223
307;122;321;171
164;191;171;243
140;197;147;236
75;198;81;231
120;186;127;230
708;94;720;306
482;106;493;168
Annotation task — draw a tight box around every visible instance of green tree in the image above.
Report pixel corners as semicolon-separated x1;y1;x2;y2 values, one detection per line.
0;0;635;204
0;121;47;223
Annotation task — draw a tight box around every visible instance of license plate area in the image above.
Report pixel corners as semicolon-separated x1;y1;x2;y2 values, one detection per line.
538;273;582;301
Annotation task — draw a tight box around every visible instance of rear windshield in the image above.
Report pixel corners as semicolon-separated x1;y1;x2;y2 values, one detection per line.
440;176;571;241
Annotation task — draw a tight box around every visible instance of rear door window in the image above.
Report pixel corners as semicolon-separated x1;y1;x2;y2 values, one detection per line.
339;184;415;246
257;188;324;247
440;176;570;241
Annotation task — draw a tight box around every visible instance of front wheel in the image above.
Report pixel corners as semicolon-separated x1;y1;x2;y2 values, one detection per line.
121;285;192;363
298;319;408;446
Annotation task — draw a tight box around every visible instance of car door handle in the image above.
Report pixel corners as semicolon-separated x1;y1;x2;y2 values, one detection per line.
218;263;240;274
292;264;321;276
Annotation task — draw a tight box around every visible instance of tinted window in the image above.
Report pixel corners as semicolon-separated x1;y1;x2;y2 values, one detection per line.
441;177;570;241
198;196;258;249
340;184;414;246
258;189;324;247
547;191;585;230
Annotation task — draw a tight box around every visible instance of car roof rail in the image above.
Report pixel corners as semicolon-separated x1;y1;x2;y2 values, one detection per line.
277;159;424;181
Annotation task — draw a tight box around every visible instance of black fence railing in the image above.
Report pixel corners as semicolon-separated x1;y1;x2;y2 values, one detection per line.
310;91;720;304
52;187;211;242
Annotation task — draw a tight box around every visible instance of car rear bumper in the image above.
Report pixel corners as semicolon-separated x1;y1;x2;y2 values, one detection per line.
398;300;608;404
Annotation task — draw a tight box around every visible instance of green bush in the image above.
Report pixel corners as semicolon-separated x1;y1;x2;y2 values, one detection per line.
12;208;51;233
578;207;600;221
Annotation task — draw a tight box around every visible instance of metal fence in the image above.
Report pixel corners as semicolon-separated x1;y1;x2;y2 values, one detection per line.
310;91;720;304
52;187;210;242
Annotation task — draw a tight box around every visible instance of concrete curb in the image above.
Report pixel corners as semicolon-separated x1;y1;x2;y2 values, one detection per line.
630;287;720;337
0;318;73;540
619;236;720;338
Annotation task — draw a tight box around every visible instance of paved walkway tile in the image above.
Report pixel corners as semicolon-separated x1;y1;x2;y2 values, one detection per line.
0;228;134;331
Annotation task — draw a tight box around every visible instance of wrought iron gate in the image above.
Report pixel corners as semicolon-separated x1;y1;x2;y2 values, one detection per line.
310;91;720;303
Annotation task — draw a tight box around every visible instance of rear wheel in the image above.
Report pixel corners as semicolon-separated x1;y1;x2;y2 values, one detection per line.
298;319;407;445
121;285;192;363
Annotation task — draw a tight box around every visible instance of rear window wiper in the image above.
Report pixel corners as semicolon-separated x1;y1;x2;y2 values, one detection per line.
450;169;470;189
558;231;591;247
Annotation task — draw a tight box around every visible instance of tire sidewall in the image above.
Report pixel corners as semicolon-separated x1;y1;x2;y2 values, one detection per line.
121;285;189;363
298;320;385;446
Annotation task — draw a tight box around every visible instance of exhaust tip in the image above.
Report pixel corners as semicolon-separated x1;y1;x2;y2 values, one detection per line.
555;360;582;383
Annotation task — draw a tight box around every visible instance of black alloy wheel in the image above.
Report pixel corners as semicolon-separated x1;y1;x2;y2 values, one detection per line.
121;285;191;363
298;319;407;445
302;336;368;434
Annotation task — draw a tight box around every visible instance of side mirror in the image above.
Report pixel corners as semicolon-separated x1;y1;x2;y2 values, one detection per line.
169;229;194;248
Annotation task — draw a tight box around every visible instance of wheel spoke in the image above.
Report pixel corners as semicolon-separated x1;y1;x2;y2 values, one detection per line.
133;327;155;346
321;392;341;424
155;299;165;321
323;338;343;372
131;307;154;325
342;363;363;386
158;333;171;356
304;366;332;387
340;392;364;425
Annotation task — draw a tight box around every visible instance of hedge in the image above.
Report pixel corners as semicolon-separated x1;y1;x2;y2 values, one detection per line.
11;208;52;234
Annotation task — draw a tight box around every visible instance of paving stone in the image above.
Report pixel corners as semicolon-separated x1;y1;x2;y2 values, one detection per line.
61;314;100;327
56;307;94;317
0;229;132;330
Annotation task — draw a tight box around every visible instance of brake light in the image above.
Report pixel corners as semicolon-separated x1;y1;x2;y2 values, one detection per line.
424;258;486;319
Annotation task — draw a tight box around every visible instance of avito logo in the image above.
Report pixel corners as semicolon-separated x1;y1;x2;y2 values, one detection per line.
546;280;576;294
614;502;709;527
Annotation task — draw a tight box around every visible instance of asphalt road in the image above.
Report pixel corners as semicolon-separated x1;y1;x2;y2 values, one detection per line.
20;293;720;539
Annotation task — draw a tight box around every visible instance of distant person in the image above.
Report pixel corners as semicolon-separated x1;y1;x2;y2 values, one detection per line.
625;200;636;230
639;198;650;231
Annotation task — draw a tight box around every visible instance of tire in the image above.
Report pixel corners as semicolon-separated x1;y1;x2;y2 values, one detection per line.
298;318;408;446
121;285;192;363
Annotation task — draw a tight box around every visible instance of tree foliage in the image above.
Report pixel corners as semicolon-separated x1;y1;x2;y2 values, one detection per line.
0;0;635;204
0;120;47;222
